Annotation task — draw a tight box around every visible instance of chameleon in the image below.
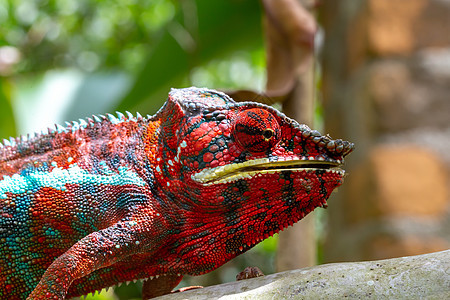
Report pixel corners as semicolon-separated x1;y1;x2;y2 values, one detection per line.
0;87;353;299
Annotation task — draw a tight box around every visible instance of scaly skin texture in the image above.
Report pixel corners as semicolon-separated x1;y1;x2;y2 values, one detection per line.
0;87;353;299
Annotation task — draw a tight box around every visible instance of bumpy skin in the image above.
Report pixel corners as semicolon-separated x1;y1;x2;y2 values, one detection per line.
0;87;353;299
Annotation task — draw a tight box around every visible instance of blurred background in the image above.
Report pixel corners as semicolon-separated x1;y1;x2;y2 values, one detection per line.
1;0;449;299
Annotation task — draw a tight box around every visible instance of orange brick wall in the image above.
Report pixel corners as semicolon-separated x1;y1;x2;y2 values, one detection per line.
320;0;450;262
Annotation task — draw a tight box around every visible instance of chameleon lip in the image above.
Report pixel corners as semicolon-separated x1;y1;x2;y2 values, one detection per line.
191;157;343;185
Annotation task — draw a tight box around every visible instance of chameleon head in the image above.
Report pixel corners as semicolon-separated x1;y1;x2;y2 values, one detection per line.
152;87;354;274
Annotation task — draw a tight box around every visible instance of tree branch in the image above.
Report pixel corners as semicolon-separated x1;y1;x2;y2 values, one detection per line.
155;250;450;299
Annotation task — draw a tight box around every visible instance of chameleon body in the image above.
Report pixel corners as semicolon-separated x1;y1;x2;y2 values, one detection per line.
0;87;353;299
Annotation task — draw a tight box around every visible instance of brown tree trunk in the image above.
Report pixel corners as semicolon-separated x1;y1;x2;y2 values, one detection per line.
263;0;318;271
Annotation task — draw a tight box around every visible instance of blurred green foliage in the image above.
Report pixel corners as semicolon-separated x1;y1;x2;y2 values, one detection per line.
1;0;176;73
116;0;265;113
0;1;277;299
0;79;16;139
0;0;266;136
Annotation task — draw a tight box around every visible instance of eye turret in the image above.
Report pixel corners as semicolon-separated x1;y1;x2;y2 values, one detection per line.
233;108;281;153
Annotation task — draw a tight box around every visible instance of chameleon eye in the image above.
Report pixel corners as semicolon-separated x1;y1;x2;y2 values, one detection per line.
233;108;281;153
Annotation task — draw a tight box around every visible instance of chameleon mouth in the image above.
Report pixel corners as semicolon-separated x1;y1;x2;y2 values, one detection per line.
191;157;343;185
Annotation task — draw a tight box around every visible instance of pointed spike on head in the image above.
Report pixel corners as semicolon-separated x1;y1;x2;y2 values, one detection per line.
78;118;88;128
107;113;119;123
71;123;80;132
55;124;65;133
9;137;17;146
116;111;125;120
93;115;102;122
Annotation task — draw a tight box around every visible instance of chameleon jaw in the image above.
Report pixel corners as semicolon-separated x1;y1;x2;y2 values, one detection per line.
191;157;343;185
